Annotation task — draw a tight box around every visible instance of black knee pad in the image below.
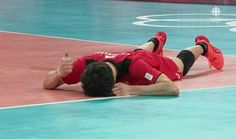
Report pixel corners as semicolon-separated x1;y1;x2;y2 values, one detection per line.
176;50;195;76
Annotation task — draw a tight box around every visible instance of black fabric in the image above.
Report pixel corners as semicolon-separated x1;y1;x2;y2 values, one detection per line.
118;58;131;75
196;42;208;55
102;58;132;80
133;48;143;52
148;38;159;52
176;50;195;76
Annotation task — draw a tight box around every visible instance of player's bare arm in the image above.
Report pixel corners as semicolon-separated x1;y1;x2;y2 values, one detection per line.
112;73;179;96
43;53;73;89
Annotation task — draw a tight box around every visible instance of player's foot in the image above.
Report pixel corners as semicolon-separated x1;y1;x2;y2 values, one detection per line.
153;32;167;56
195;35;224;70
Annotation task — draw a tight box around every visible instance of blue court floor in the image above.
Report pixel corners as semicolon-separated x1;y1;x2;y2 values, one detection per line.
0;0;236;138
1;86;236;139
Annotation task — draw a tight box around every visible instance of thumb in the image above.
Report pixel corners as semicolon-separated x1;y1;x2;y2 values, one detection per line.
63;53;72;61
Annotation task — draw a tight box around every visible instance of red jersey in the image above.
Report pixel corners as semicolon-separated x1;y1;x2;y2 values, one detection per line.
62;50;183;85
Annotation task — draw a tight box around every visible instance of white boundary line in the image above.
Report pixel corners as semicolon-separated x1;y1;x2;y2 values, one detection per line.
0;30;235;57
0;30;137;47
181;85;236;92
0;96;133;110
133;13;236;28
0;85;236;110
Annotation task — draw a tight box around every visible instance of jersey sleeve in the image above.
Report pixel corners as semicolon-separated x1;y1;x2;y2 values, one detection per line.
62;58;86;84
129;59;162;84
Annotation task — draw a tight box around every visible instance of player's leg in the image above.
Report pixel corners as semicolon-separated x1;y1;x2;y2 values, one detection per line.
171;35;224;76
138;32;167;56
170;45;204;75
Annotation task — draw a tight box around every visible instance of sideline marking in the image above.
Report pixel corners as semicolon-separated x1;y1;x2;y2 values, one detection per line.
0;85;236;110
0;30;236;57
0;30;137;47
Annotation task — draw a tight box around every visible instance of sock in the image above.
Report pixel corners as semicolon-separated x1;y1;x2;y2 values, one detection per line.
148;38;159;52
196;42;208;55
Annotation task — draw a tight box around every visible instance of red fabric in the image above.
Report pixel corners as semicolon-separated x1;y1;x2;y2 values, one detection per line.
62;58;86;84
62;50;183;85
118;50;183;84
62;51;133;84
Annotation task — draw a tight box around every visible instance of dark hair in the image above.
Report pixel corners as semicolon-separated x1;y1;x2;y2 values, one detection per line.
80;62;115;97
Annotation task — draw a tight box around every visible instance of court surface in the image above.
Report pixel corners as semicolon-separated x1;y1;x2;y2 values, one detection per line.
0;0;236;138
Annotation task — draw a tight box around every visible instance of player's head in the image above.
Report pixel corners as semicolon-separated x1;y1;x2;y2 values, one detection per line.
80;61;116;97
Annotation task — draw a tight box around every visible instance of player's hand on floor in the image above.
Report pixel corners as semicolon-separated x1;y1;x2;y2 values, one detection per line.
112;82;132;96
57;53;73;77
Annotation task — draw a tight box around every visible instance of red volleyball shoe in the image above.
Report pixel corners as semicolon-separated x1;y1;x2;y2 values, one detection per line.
195;35;224;70
153;32;167;56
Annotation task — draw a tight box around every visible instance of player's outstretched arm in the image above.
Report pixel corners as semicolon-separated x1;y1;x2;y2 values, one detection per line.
113;74;179;96
43;53;73;89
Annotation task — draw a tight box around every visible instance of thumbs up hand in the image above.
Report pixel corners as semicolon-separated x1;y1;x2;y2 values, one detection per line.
57;53;73;77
